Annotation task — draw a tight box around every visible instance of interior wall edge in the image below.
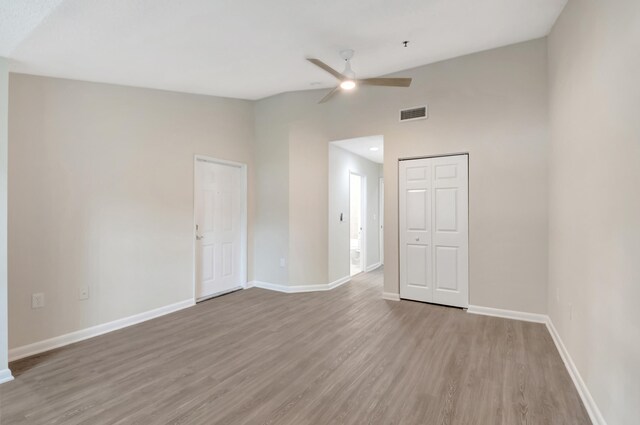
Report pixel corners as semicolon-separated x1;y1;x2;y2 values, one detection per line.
546;318;607;425
0;368;13;384
381;292;400;301
0;57;9;379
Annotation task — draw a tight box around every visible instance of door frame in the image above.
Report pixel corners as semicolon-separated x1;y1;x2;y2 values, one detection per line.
192;155;248;302
397;152;469;307
349;170;366;275
379;177;384;265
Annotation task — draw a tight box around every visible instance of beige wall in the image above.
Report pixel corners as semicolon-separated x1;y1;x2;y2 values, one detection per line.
289;119;329;285
254;39;549;313
0;58;9;377
8;74;255;349
547;1;640;423
328;145;383;282
253;95;290;285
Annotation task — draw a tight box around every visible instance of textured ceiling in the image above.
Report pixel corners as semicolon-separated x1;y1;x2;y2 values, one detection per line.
1;0;567;99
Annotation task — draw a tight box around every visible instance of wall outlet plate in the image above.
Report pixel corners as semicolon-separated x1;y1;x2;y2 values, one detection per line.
78;286;89;300
32;293;45;309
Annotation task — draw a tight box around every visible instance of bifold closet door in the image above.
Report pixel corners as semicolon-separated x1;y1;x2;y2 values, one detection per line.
399;155;468;307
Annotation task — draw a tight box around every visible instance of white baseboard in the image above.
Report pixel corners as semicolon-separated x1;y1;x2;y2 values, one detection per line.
249;275;351;294
9;299;195;362
365;262;382;272
0;368;14;384
466;305;547;323
382;292;400;301
546;318;606;425
327;275;351;290
249;280;292;293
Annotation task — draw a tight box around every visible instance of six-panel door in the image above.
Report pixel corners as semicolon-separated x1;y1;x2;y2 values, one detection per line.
399;155;469;307
195;159;243;300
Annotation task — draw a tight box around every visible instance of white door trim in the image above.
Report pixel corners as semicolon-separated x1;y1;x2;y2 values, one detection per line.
193;155;248;302
379;177;384;265
349;171;366;275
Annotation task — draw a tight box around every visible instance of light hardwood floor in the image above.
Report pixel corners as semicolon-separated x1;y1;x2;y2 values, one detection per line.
1;268;590;424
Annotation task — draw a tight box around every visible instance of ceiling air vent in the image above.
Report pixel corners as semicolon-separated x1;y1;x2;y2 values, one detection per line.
399;105;428;122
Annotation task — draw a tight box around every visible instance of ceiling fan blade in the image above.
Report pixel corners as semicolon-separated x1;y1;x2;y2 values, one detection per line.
307;58;345;80
319;86;341;103
359;77;412;87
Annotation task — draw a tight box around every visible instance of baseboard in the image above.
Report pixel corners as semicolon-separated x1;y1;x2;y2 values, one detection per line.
250;276;351;294
0;368;14;384
546;318;606;425
9;299;195;362
327;275;351;290
250;280;293;293
365;262;382;272
466;305;547;323
382;292;400;301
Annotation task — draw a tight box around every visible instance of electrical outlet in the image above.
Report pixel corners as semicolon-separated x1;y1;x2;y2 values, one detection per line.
32;293;45;309
78;286;89;300
280;257;286;267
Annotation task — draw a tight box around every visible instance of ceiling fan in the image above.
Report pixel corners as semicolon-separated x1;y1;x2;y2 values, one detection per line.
306;49;412;103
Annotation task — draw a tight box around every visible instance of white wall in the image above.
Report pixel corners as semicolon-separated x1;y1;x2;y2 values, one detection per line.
0;58;10;382
254;39;549;313
547;1;640;423
8;74;255;350
328;145;382;282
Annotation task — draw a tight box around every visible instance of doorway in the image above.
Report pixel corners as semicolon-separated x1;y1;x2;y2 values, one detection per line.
349;172;365;276
194;156;247;301
327;135;383;283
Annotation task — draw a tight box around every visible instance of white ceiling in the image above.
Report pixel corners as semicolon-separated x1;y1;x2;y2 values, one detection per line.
333;136;384;164
1;0;567;100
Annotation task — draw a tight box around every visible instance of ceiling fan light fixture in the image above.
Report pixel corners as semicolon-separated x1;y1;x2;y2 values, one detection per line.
340;80;356;90
307;50;412;103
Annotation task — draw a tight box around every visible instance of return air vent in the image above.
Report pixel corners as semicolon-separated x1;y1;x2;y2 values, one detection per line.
399;105;428;122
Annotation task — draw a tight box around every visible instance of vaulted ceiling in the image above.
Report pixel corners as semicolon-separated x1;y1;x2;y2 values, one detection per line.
1;0;567;99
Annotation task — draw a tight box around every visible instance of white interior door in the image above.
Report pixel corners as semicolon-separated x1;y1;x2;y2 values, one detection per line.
399;160;433;301
195;158;245;301
399;154;468;307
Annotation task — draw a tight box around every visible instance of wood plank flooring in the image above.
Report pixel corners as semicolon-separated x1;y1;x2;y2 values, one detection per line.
0;268;590;424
